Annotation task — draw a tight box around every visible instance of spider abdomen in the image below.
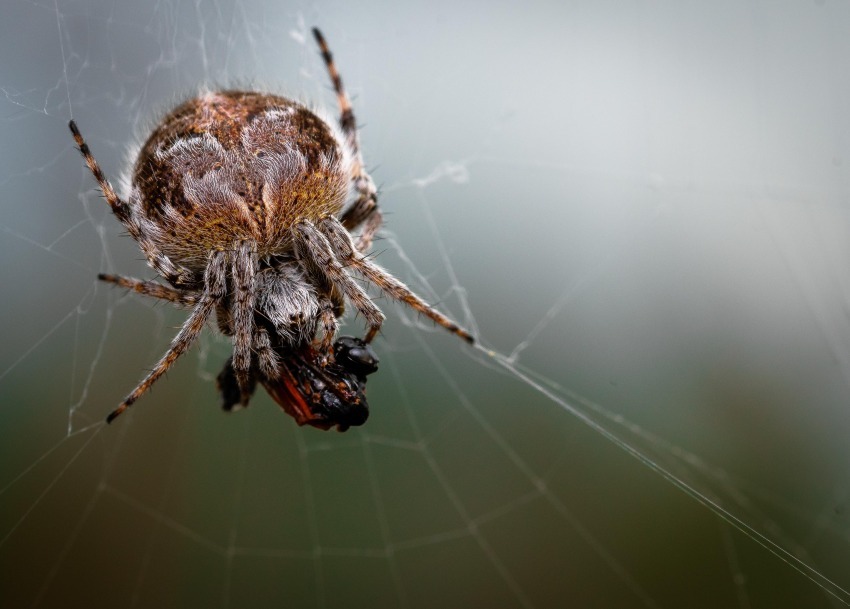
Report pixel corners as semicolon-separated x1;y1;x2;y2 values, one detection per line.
130;90;351;271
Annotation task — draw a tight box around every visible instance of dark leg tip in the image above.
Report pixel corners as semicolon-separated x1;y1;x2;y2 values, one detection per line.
68;120;88;151
105;403;128;424
312;27;324;43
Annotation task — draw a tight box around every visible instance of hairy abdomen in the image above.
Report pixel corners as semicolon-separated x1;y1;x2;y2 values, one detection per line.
130;91;351;271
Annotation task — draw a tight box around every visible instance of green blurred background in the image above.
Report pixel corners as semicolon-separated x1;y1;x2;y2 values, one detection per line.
2;1;850;607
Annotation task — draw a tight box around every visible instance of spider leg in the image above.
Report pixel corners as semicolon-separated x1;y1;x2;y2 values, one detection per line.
317;216;474;344
316;296;339;356
253;325;279;380
98;273;197;306
339;168;380;252
293;220;385;343
69;121;194;288
350;207;383;254
216;357;257;412
230;241;258;405
216;325;275;412
312;28;359;161
310;29;382;252
106;250;227;423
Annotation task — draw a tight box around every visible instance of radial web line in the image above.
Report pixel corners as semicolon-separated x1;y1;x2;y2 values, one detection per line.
478;345;850;605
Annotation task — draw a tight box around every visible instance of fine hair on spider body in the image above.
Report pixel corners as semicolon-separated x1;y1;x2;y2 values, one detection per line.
69;27;474;430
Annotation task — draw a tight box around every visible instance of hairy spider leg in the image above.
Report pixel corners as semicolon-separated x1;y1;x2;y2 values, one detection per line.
311;28;382;253
106;250;228;423
318;217;475;344
316;297;339;355
98;273;197;306
294;219;385;343
230;241;258;405
252;325;279;380
69;121;195;288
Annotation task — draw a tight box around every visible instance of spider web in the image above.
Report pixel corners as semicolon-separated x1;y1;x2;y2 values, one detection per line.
2;1;850;607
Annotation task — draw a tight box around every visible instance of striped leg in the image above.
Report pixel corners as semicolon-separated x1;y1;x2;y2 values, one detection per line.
311;29;382;252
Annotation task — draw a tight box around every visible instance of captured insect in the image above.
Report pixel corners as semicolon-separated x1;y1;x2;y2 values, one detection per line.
69;28;474;431
218;335;379;431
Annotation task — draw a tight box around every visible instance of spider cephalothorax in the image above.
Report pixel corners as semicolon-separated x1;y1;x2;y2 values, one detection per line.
69;28;473;431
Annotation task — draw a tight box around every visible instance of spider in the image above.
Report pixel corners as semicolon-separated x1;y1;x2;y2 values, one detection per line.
69;28;474;430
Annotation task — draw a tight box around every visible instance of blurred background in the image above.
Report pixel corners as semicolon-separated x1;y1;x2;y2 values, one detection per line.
3;0;850;607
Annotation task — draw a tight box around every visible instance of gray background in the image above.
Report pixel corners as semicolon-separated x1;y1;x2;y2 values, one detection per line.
2;0;850;607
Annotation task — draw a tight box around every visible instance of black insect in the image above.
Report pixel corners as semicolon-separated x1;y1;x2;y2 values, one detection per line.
217;336;379;431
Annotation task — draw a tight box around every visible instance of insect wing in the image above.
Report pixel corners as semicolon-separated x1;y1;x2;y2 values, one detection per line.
260;356;334;430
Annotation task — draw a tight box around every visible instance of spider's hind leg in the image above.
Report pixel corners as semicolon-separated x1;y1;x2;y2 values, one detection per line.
312;28;358;154
69;121;194;288
311;29;382;252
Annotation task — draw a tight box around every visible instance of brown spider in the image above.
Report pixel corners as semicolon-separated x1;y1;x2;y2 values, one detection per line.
69;28;473;430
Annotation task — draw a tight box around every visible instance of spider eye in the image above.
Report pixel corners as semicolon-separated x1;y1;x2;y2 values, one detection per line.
333;336;379;377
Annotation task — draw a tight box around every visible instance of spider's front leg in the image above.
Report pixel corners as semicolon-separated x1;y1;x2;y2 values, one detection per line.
293;220;385;343
230;241;259;406
318;217;475;344
216;325;278;412
315;296;339;358
216;357;257;412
